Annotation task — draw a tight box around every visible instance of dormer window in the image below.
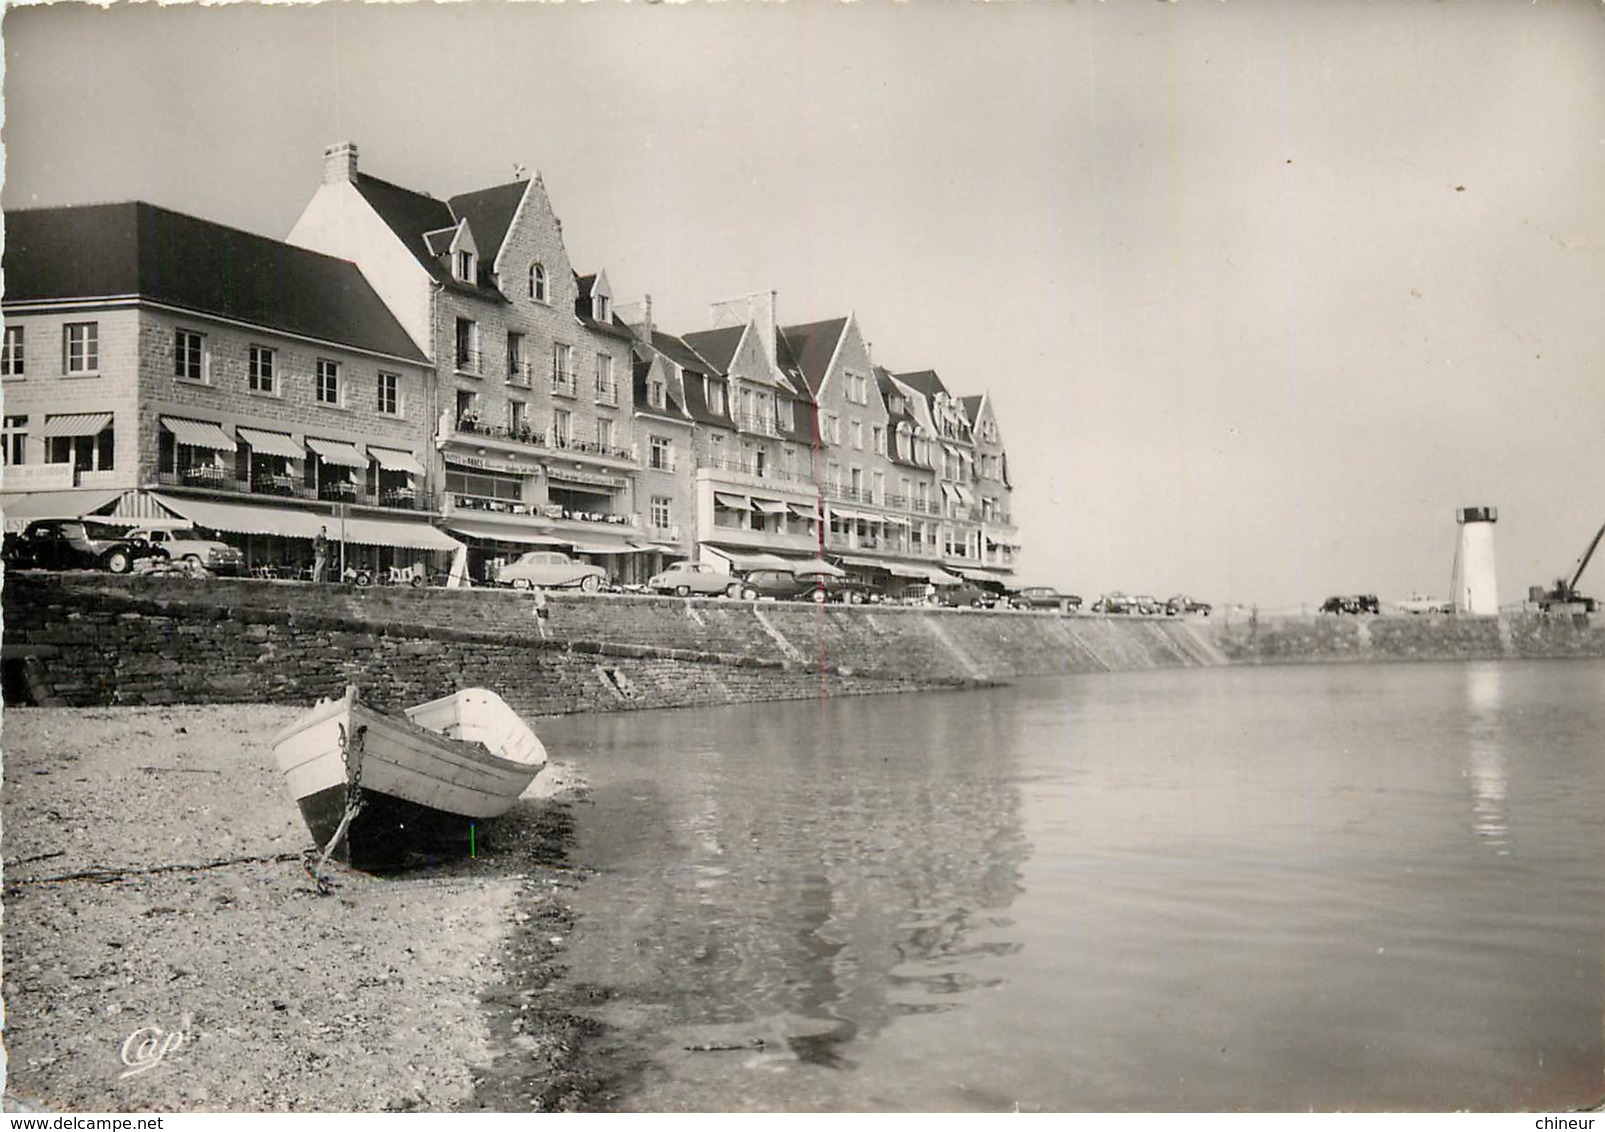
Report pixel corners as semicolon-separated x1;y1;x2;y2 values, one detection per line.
706;378;727;417
456;250;476;284
530;263;548;303
594;293;609;322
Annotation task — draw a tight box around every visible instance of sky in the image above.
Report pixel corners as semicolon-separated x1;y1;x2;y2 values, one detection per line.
4;0;1604;610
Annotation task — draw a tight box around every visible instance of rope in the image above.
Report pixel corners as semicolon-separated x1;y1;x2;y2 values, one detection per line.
303;721;367;895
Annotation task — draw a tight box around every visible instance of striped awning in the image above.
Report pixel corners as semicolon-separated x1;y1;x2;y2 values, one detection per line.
713;491;750;510
305;438;368;469
160;417;234;451
708;548;792;572
340;515;463;553
149;494;323;538
884;562;935;579
235;427;305;459
443;520;570;547
788;502;820;520
1;487;125;530
40;412;114;438
926;567;963;585
368;447;427;476
828;507;864;522
751;498;788;514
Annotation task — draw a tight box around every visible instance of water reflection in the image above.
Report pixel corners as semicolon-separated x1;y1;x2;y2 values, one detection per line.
554;692;1031;1073
1462;663;1511;855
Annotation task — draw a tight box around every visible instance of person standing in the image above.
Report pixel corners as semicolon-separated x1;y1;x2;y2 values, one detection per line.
531;585;550;639
312;525;328;583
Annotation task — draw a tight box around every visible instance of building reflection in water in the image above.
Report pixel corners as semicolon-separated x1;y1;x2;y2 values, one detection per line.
558;689;1032;1067
1462;662;1511;856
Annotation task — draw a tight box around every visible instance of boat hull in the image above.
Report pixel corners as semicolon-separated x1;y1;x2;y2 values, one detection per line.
272;687;547;871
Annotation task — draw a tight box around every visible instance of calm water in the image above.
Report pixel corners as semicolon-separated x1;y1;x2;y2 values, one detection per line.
530;661;1605;1112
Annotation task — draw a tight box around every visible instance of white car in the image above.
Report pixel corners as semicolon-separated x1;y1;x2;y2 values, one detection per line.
647;561;732;597
494;551;606;592
1397;594;1452;615
125;527;245;575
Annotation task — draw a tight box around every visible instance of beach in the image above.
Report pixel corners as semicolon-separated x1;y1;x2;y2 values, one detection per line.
1;703;587;1112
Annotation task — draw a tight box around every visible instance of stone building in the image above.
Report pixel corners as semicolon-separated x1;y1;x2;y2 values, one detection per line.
288;143;646;583
0;201;458;576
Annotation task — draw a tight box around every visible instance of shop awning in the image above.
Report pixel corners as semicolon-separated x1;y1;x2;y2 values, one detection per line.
839;555;888;571
566;532;648;555
41;412;114;438
160;417;235;452
713;491;750;510
960;566;1014;584
751;499;789;514
828;507;864;522
368;447;427;476
149;494;323;538
235;427;305;459
926;567;963;585
340;515;463;553
882;514;911;526
884;562;935;579
706;548;792;572
306;438;369;469
777;555;845;577
787;502;821;520
443;520;571;547
2;488;126;527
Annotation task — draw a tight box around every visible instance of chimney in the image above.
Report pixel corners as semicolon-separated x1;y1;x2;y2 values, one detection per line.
615;295;654;344
323;142;359;185
708;289;778;366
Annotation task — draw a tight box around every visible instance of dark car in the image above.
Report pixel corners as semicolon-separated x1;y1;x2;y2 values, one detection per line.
729;569;822;602
3;519;167;575
1321;594;1381;616
1165;595;1213;617
1093;592;1133;614
1010;586;1081;612
932;582;998;609
800;572;878;605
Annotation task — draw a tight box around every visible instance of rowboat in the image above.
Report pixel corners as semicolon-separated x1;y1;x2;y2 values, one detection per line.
271;685;547;871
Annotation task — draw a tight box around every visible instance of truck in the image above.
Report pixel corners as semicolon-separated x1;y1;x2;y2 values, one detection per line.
1530;520;1605;614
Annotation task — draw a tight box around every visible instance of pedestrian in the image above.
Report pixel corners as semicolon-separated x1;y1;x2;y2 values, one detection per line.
531;585;550;638
312;525;328;583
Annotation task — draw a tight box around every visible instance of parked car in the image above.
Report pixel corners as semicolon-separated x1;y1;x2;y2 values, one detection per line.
1320;594;1382;616
648;561;734;597
799;572;879;605
2;519;167;575
1130;594;1165;615
929;582;998;609
495;551;606;592
1092;592;1133;614
1397;593;1452;615
1009;586;1081;612
1165;595;1212;617
729;569;822;602
124;527;245;575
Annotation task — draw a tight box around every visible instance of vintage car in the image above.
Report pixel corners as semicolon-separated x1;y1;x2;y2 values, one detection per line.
2;519;167;575
1165;595;1213;617
494;550;607;592
801;572;879;605
1009;586;1080;612
729;569;823;602
648;561;733;597
1321;594;1382;615
124;527;245;575
932;582;1000;609
1397;593;1452;615
1092;592;1133;614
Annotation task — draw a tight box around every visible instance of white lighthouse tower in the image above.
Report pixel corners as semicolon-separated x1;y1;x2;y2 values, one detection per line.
1453;506;1499;615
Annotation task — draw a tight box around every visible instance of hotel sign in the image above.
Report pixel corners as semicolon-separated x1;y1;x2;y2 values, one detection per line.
546;467;624;489
444;452;535;477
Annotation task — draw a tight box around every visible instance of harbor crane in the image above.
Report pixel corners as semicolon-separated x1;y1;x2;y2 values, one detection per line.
1530;519;1605;614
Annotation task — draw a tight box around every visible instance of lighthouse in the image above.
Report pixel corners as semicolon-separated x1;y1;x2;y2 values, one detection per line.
1453;506;1499;616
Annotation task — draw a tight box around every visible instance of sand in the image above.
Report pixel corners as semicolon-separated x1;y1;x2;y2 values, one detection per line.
1;703;586;1113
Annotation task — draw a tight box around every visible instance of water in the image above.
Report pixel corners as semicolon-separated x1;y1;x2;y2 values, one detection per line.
529;661;1605;1111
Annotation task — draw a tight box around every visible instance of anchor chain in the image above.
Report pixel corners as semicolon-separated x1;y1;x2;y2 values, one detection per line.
303;720;368;895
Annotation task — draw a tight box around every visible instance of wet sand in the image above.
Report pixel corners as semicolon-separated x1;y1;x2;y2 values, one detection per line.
1;704;588;1112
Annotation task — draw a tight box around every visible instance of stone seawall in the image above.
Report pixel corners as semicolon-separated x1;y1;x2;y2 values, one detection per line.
3;575;1601;712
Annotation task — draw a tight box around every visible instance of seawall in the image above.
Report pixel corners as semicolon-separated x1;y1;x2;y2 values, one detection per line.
3;574;1602;712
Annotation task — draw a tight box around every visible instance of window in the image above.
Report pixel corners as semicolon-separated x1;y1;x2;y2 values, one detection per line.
377;372;401;416
872;470;884;504
508;399;528;433
455;319;478;373
64;323;98;374
3;415;27;464
650;496;671;530
706;379;726;417
507;333;526;385
594;293;610;322
46;421;113;472
648;376;666;409
455;389;479;424
597;418;615;452
316;359;341;405
456;250;475;284
552;343;574;391
2;327;24;377
447;468;522;502
872;425;884;456
850;420;863;450
530;262;548;303
249;345;276;394
649;435;673;471
827;460;841;489
175;329;206;382
596;354;615;402
551;408;572;447
824;414;840;445
845;371;868;404
850;467;863;497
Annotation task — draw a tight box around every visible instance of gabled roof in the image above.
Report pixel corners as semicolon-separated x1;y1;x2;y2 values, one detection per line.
353;173;504;299
447;181;527;268
776;317;849;396
893;369;951;401
680;325;745;375
960;394;987;426
631;343;693;423
650;330;734;428
3;201;428;364
875;366;919;427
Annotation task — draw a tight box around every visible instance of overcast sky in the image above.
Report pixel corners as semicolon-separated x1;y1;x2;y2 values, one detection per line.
5;0;1603;609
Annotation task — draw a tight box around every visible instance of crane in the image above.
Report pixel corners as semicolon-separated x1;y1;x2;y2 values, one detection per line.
1531;519;1605;614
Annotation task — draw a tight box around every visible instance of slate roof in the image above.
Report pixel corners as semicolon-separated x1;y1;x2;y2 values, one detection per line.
630;344;692;422
960;394;986;426
680;325;745;376
448;181;527;267
650;330;734;428
3;201;428;364
353;173;505;299
893;369;951;401
776;317;848;396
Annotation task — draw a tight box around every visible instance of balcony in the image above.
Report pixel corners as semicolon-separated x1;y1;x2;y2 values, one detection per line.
548;435;636;462
454;349;482;377
154;469;434;512
448;418;637;466
507;360;534;388
551;370;577;398
696;454;812;488
595;381;619;407
731;408;779;438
